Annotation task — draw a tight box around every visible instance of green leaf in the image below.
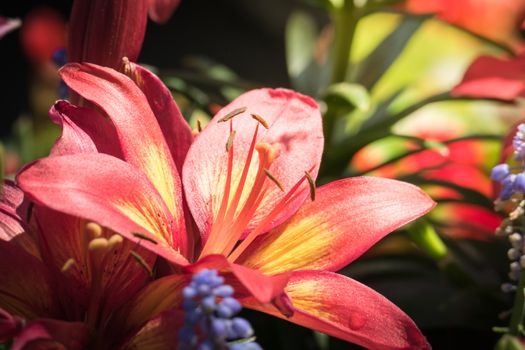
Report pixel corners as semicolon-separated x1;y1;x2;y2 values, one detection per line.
286;11;317;80
403;177;494;209
352;14;430;90
407;219;448;261
285;11;332;96
324;82;370;111
495;335;525;350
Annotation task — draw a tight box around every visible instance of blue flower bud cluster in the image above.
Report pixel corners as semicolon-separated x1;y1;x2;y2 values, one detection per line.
178;269;262;350
491;124;525;200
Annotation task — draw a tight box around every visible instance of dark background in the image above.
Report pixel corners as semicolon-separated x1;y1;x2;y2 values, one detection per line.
0;0;322;137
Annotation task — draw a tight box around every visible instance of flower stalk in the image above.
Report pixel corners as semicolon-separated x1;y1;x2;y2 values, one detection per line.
330;0;359;84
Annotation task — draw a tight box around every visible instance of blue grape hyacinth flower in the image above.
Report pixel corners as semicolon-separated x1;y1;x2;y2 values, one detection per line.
178;269;262;350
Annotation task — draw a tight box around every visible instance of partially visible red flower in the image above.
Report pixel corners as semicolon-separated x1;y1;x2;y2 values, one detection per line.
404;0;525;52
20;7;66;64
452;54;525;101
148;0;182;24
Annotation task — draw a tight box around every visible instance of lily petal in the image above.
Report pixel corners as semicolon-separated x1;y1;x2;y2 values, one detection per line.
0;181;25;241
237;177;435;274
116;275;187;334
17;153;188;265
119;256;288;335
244;270;430;350
183;88;323;244
122;62;193;173
11;319;88;350
0;240;58;319
187;255;290;304
60;63;187;253
452;54;525;101
49;100;122;158
34;206;155;321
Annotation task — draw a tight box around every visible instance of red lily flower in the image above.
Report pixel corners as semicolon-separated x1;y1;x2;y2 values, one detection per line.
68;0;181;70
452;54;525;101
403;0;525;52
17;62;435;349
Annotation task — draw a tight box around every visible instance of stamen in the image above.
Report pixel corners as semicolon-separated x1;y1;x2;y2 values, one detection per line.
305;171;316;201
197;119;203;133
228;165;316;261
251;113;269;129
61;258;76;272
121;57;142;87
219;107;247;123
130;251;153;277
88;238;109;251
132;232;158;245
264;169;284;192
108;234;123;248
85;222;103;238
226;131;237;152
214;142;282;257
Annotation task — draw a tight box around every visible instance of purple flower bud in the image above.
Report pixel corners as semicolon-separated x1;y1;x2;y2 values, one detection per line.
491;164;510;181
183;286;198;299
197;340;214;350
214;285;234;297
232;317;254;338
202;295;216;313
500;174;516;200
211;318;228;338
515;173;525;193
220;297;241;314
217;304;234;318
180;269;260;349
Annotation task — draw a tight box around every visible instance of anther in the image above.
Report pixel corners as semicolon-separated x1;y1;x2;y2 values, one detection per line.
88;238;109;251
264;169;284;192
305;171;316;201
130;251;153;277
197;119;203;133
120;57;142;87
250;113;269;129
61;258;76;272
132;232;158;245
226;131;237;152
85;222;103;238
219;107;247;123
108;234;123;248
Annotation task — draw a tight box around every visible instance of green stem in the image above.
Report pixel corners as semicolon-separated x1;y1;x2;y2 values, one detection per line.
509;270;525;335
330;1;358;84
